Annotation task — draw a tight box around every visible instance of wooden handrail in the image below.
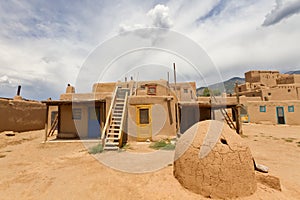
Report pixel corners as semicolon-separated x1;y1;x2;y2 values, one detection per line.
101;86;118;141
118;91;128;140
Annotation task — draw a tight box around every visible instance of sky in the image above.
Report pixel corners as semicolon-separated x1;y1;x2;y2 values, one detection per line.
0;0;300;100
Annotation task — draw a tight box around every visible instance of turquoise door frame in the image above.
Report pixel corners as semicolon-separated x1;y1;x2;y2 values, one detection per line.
276;106;285;124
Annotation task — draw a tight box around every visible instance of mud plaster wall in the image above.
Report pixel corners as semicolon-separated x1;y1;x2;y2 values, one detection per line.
261;87;299;101
0;99;46;132
127;96;176;140
246;101;300;125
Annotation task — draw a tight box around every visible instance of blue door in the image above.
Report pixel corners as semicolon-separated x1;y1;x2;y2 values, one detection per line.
88;106;101;138
276;107;285;124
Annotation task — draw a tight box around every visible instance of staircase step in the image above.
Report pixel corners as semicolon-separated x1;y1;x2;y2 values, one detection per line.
109;128;120;132
107;133;120;136
105;141;119;146
104;146;119;150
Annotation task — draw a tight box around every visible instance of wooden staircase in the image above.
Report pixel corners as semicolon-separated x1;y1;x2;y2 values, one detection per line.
102;87;130;150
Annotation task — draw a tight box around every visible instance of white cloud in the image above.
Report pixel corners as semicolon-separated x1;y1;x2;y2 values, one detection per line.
263;0;300;26
147;4;173;28
0;1;299;99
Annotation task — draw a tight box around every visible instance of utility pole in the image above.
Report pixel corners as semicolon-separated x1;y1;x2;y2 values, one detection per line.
235;82;242;135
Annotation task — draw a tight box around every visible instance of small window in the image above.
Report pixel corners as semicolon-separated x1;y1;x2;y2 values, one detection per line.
139;108;149;124
72;108;82;120
288;89;291;92
183;88;188;93
268;93;271;96
140;85;146;90
288;106;294;112
260;106;266;112
147;85;156;95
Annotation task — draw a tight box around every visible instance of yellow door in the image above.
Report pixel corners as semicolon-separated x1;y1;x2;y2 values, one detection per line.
136;105;152;141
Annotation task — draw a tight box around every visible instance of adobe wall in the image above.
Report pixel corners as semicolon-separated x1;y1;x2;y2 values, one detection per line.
92;82;116;93
247;101;300;125
261;87;298;101
0;98;46;132
245;71;279;87
127;96;177;141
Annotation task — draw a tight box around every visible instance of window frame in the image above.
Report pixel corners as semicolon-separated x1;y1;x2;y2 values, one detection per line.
259;106;266;112
288;105;294;112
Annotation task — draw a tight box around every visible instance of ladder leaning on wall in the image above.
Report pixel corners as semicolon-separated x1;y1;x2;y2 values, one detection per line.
101;86;130;150
210;94;237;130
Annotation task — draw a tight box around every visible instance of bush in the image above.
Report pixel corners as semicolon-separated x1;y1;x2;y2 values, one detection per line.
88;144;103;154
150;140;176;150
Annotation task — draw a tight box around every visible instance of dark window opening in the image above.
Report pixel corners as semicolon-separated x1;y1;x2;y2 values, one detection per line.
139;109;149;124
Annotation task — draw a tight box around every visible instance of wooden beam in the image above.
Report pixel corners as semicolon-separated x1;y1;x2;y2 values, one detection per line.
235;82;243;135
44;105;49;143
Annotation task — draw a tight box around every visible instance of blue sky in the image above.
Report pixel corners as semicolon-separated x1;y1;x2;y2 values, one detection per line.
0;0;300;100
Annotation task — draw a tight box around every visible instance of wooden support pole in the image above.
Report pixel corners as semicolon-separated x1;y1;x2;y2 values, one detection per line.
235;82;243;135
44;105;49;143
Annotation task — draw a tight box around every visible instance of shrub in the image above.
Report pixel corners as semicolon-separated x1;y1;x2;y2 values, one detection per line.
88;144;103;154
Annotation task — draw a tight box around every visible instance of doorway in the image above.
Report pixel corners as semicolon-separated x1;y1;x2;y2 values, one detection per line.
88;106;101;138
136;105;152;141
276;107;285;125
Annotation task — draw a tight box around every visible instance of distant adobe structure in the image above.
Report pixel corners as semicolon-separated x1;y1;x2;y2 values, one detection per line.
236;70;300;125
237;70;300;101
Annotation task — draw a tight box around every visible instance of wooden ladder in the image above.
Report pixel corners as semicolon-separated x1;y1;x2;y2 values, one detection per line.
211;94;236;130
48;114;58;137
103;87;130;150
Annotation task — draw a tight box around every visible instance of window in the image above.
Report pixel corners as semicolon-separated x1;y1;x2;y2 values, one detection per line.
72;108;82;120
288;89;291;92
139;108;149;124
147;85;156;95
288;106;294;112
260;106;266;112
268;93;271;96
140;85;146;90
183;88;188;93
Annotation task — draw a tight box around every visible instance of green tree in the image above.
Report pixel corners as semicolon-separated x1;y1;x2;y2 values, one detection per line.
203;88;210;96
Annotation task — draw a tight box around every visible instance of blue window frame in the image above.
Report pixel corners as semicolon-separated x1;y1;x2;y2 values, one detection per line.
260;106;266;112
288;105;294;112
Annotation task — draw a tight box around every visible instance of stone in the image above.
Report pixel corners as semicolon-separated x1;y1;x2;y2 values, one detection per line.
174;120;257;199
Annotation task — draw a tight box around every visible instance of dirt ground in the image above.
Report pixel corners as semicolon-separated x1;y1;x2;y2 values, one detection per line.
0;123;300;200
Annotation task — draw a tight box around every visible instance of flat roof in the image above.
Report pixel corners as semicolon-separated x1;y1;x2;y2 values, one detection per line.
42;99;105;105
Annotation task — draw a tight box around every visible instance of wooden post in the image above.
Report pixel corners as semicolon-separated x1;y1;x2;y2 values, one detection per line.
235;82;243;135
173;63;177;98
44;104;49;143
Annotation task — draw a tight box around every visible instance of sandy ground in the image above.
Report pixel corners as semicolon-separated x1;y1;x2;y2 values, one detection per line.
0;123;300;200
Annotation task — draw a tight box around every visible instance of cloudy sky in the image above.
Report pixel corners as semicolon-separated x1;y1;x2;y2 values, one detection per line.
0;0;300;100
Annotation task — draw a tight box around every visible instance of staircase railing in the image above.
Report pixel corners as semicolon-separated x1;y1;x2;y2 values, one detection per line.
118;92;128;146
101;86;118;142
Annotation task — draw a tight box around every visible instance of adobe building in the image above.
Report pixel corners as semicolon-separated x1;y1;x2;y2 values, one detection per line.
236;70;300;125
43;79;237;150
